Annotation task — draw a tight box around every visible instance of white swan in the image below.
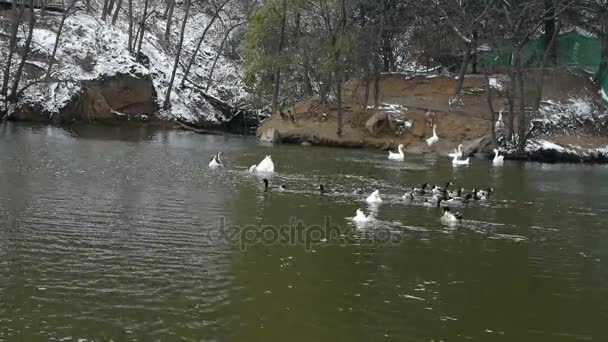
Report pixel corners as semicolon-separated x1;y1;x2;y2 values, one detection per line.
440;207;462;226
208;152;224;168
495;110;505;131
366;190;383;204
353;209;373;223
426;125;439;146
448;144;463;158
388;144;405;160
249;155;275;174
452;155;470;166
492;149;504;166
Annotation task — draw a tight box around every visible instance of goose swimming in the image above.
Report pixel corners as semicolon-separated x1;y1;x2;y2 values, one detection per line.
448;144;464;158
209;152;224;168
492;149;505;166
388;144;405;161
412;183;429;195
250;155;275;174
440;207;463;226
353;209;374;223
452;155;470;166
366;190;383;204
426;125;439;146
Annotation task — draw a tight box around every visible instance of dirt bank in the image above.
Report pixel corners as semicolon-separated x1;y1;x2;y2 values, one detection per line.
258;73;608;162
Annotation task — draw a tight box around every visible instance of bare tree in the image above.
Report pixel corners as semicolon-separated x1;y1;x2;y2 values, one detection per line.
206;21;245;92
46;0;80;80
135;0;151;60
271;0;288;116
163;0;191;109
128;0;134;52
164;0;175;40
181;0;229;87
1;0;25;98
111;0;123;25
9;0;37;101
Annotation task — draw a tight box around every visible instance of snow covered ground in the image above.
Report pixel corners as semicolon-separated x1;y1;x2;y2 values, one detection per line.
1;3;247;125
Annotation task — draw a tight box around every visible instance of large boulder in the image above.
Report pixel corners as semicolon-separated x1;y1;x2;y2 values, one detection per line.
259;127;281;143
10;74;158;124
365;112;389;136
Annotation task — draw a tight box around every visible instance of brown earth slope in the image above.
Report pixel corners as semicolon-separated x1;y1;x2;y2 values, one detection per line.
258;72;605;158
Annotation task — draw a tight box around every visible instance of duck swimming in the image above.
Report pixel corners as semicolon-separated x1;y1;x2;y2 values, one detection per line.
366;190;383;204
388;144;405;161
249;155;275;174
426;125;439;146
209;152;224;168
412;183;429;195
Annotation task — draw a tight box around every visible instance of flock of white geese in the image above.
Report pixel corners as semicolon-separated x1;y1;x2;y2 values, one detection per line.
208;122;503;228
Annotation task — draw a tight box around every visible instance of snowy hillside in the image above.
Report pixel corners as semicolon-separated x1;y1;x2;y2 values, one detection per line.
0;1;247;125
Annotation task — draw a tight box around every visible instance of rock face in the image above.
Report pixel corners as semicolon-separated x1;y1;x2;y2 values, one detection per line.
259;127;281;143
12;74;158;124
365;112;389;136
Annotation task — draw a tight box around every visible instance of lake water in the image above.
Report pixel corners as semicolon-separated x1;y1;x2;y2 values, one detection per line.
1;122;607;341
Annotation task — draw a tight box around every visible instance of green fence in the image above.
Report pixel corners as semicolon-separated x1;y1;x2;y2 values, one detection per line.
480;31;607;103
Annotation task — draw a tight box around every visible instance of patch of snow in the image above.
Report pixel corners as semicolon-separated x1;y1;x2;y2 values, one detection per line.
489;77;504;91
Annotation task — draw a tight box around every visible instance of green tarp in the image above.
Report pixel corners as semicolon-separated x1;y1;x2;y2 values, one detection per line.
480;31;607;103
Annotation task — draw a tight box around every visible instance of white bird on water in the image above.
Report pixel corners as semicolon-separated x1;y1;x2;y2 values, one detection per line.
249;155;275;174
448;144;463;158
208;152;224;168
366;190;383;204
452;155;470;167
426;125;439;146
440;207;463;226
352;209;374;223
492;149;505;166
388;144;405;161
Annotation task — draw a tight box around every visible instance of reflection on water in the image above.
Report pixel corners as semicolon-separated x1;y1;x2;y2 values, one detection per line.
1;122;608;341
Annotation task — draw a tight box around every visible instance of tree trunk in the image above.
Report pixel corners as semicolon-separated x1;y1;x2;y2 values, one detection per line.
294;11;313;96
544;0;557;66
1;1;25;97
163;0;191;109
46;2;74;80
164;0;175;40
111;0;123;25
516;61;527;151
181;0;228;87
206;22;244;92
271;0;287;116
136;0;150;60
107;0;116;16
472;31;479;74
101;0;109;21
336;70;343;135
484;74;498;147
454;45;471;96
363;65;371;110
10;0;37;101
127;0;133;52
533;20;560;111
506;52;521;142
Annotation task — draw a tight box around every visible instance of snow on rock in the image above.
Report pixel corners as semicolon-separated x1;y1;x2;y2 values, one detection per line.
538;95;607;133
2;5;247;126
601;88;608;103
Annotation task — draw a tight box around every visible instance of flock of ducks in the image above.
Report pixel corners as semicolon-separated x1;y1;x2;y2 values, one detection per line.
208;151;496;228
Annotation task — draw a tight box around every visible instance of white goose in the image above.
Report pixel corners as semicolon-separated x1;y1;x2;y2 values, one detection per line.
495;110;505;131
249;155;275;174
388;144;405;161
448;144;463;158
208;152;224;168
452;155;470;167
353;209;374;223
492;149;505;166
426;125;439;146
366;190;383;204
